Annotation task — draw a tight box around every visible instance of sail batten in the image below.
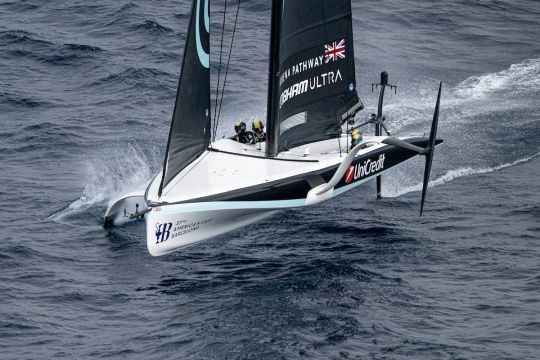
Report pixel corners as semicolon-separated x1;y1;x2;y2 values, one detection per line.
159;0;211;196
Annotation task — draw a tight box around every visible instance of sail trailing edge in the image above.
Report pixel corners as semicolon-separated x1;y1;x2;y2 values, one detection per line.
159;0;211;196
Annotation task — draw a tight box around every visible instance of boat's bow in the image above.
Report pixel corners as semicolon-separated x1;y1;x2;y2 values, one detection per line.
104;190;149;228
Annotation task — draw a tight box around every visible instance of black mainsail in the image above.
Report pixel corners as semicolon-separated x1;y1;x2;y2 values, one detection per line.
159;0;211;196
266;0;360;156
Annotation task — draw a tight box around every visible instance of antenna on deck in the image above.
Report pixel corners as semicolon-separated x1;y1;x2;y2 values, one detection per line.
371;71;397;136
345;72;398;198
372;72;396;198
354;72;396;136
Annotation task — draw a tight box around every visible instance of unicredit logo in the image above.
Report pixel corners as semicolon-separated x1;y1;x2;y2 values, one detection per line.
345;154;386;184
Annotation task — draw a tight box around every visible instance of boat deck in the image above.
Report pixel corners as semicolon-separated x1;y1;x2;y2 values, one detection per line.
146;135;389;205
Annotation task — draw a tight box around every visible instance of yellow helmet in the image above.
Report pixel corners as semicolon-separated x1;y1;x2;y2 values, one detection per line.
234;121;246;132
252;119;264;131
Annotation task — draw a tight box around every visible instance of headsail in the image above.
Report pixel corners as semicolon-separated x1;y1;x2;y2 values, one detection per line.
159;0;211;196
267;0;360;156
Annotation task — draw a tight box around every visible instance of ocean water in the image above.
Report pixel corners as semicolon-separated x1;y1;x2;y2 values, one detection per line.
1;0;539;359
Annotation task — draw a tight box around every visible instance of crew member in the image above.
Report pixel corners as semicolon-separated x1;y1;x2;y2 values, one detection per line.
234;121;256;144
252;119;266;143
350;129;362;149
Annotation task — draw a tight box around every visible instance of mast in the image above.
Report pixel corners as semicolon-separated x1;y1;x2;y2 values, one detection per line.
265;0;282;158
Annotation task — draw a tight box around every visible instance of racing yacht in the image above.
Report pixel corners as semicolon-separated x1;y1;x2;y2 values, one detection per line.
104;0;443;256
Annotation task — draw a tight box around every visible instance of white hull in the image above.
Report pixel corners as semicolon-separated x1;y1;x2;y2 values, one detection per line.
106;134;441;256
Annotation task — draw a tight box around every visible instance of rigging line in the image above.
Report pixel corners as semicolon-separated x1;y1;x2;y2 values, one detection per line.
346;120;350;152
212;0;228;142
345;1;353;154
216;0;241;129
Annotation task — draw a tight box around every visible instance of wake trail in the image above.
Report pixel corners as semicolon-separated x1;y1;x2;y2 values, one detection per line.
379;58;540;197
385;57;540;134
384;150;540;198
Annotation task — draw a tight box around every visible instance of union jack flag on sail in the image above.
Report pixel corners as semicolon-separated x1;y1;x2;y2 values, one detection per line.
324;39;346;63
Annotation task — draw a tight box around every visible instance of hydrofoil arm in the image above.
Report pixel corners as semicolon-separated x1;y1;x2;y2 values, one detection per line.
307;82;443;215
305;140;369;205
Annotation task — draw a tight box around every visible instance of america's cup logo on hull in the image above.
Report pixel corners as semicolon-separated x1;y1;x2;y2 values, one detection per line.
345;154;386;184
155;222;173;244
196;0;209;68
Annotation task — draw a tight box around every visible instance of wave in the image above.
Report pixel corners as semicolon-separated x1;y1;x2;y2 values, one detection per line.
1;31;102;54
118;2;138;12
85;67;173;92
134;20;173;34
0;1;40;12
1;30;104;65
385;150;540;198
0;91;48;108
0;30;51;46
63;43;103;52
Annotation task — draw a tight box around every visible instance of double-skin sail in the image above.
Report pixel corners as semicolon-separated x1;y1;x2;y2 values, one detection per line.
267;0;360;155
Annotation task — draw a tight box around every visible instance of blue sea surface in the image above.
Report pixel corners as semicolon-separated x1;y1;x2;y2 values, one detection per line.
1;0;539;359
